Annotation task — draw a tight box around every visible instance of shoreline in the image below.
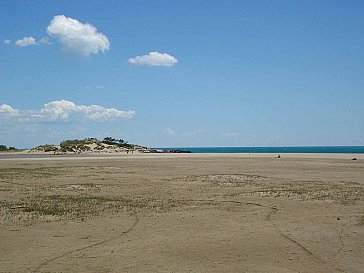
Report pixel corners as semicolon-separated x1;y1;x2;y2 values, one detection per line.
0;152;362;160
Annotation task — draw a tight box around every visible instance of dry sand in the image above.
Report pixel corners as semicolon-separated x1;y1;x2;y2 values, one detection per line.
0;154;363;273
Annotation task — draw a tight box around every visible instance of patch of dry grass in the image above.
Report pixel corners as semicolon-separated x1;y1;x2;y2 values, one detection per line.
0;167;65;180
0;194;198;224
358;214;364;226
0;186;12;192
228;182;364;204
173;174;267;187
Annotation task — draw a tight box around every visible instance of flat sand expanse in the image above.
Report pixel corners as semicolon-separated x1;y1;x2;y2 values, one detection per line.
0;154;363;273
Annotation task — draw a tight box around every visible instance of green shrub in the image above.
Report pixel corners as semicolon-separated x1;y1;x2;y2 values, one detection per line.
0;145;17;151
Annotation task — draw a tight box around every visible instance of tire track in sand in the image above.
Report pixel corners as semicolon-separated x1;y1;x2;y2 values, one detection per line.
32;210;139;273
267;206;345;273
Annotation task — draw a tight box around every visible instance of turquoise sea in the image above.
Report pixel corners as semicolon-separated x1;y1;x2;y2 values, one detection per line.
156;146;364;154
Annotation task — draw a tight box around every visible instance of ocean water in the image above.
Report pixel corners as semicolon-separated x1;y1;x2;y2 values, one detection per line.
156;146;364;154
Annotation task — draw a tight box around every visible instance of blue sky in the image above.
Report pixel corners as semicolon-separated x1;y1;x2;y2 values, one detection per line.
1;0;364;148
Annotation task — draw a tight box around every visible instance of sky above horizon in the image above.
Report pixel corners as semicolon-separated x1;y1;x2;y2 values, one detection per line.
1;0;364;148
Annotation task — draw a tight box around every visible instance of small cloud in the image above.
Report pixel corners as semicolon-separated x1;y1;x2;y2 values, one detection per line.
0;100;134;122
47;15;110;57
128;51;178;67
15;36;37;47
183;129;204;137
163;128;175;136
4;39;12;45
223;132;240;137
39;37;52;45
85;85;104;90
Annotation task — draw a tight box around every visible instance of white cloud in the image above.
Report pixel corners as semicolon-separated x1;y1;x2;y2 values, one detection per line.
9;37;50;47
163;128;175;136
128;51;178;67
47;15;110;57
41;100;78;120
0;104;20;117
15;36;37;47
42;100;134;121
223;132;240;137
0;100;134;122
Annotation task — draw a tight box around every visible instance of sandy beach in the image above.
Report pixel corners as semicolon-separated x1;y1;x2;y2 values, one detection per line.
0;154;363;273
1;151;364;160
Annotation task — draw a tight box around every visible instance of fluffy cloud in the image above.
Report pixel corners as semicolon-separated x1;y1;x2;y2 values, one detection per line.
0;104;20;116
15;36;37;47
128;52;178;67
42;100;134;120
47;15;110;57
7;37;51;47
0;100;134;122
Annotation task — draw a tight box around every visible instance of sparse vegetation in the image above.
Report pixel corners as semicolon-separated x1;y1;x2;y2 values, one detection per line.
29;137;146;154
102;137;133;148
177;174;364;205
32;144;58;152
2;195;119;218
0;194;194;222
358;215;364;226
0;167;65;180
0;145;17;151
60;139;92;153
